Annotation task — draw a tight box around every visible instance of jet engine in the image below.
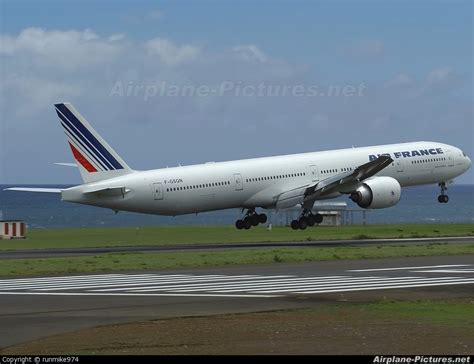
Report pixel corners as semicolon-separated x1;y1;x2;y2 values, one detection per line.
350;176;401;209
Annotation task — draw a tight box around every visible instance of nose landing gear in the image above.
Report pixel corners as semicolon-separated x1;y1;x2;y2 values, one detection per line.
438;182;449;203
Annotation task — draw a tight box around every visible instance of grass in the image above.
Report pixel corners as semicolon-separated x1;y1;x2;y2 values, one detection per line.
290;298;474;333
1;242;473;277
1;223;473;250
2;298;472;355
360;299;474;327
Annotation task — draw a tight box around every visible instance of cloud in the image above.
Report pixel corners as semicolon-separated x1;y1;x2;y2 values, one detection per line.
342;39;385;60
148;10;163;21
0;28;123;70
232;45;267;63
145;38;200;66
107;33;126;42
122;9;163;24
427;67;454;83
383;67;466;100
0;27;471;184
385;73;413;87
2;75;81;117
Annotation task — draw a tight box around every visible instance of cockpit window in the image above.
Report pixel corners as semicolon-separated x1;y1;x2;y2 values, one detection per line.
462;151;466;157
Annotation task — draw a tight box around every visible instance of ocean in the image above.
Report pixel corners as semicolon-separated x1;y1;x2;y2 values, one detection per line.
0;184;472;229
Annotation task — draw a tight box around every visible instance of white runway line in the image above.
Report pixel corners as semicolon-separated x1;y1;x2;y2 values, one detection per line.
412;269;474;274
0;274;291;291
0;291;280;298
104;276;347;293
0;274;194;289
1;271;473;297
348;264;470;272
0;273;139;283
252;277;474;294
34;275;292;291
197;276;426;293
285;279;474;294
145;276;415;293
31;275;267;291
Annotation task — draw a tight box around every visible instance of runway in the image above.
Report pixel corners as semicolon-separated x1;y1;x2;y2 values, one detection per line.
0;254;473;349
1;264;474;298
1;235;472;259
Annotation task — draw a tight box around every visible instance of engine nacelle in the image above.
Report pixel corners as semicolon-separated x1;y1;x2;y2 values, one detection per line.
350;176;401;209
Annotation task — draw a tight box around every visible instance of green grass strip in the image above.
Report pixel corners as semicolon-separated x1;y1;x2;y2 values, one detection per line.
1;242;473;277
1;224;473;250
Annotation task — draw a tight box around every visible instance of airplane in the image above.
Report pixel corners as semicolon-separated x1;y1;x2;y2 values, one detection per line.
5;103;471;230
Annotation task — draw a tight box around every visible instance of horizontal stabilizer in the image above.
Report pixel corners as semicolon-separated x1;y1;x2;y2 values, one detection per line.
4;187;62;193
54;162;78;167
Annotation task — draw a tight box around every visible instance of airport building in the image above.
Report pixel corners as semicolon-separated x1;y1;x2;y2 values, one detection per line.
0;220;26;239
270;202;368;227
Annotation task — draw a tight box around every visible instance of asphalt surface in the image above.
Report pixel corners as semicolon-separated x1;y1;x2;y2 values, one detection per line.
1;236;472;259
0;254;473;349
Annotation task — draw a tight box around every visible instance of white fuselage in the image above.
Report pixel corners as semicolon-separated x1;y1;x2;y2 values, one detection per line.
62;141;471;216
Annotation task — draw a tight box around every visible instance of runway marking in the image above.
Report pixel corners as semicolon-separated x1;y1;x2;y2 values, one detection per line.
102;276;346;293
197;276;441;293
0;274;274;290
249;277;473;294
347;264;470;272
0;274;189;289
274;280;474;294
0;274;234;289
412;269;474;274
31;275;287;291
0;291;280;298
128;276;416;293
0;272;472;298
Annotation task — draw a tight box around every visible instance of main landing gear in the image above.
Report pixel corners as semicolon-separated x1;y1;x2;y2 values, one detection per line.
235;209;268;230
290;209;323;230
437;182;449;203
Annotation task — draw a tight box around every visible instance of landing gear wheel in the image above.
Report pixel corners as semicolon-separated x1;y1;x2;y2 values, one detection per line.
438;195;449;203
291;220;300;230
298;217;308;230
250;214;260;226
236;209;267;230
314;213;323;224
307;215;316;227
243;218;251;230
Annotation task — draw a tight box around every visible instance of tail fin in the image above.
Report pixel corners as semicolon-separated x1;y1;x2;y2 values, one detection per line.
54;103;133;183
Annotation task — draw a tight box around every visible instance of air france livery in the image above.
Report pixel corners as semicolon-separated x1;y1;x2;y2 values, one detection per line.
6;103;471;230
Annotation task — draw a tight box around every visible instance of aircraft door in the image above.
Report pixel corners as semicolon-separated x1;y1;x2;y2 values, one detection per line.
309;165;319;182
447;151;455;166
395;159;404;172
233;173;243;191
153;182;164;200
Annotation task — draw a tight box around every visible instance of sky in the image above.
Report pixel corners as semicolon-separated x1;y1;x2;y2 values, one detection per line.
0;0;472;184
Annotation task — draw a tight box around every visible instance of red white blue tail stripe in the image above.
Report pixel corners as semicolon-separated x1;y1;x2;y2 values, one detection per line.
55;103;124;173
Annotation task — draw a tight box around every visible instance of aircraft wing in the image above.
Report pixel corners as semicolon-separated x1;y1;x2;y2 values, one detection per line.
275;155;393;209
